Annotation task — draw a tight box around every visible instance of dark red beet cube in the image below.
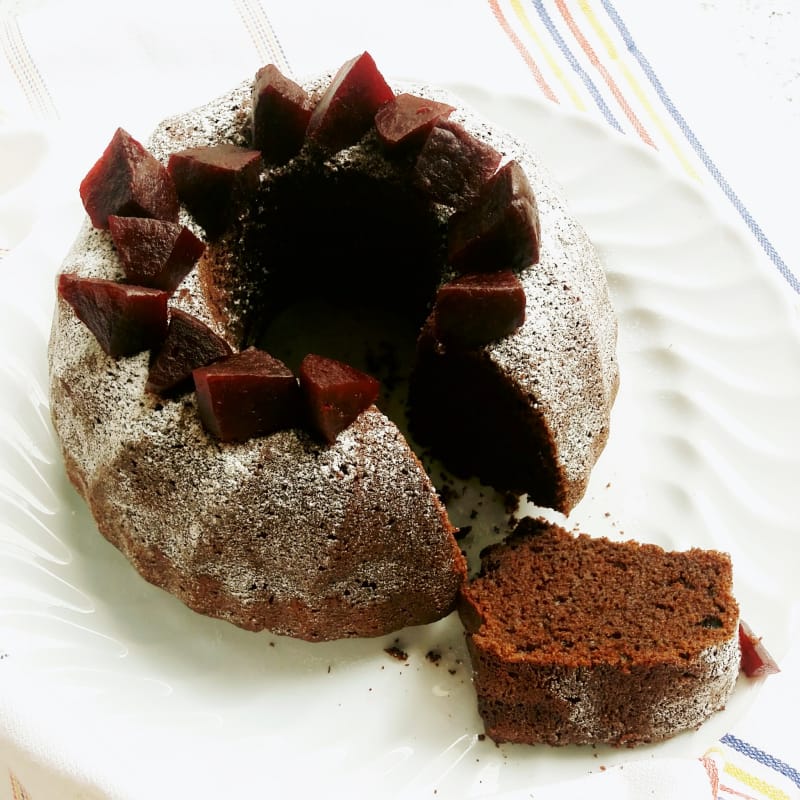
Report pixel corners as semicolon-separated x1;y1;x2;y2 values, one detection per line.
252;64;314;164
739;620;781;678
57;272;169;357
108;216;205;293
305;51;394;153
167;144;263;237
299;354;380;445
412;120;502;209
193;348;300;441
146;308;233;395
79;128;179;229
432;270;526;349
374;93;455;151
447;160;541;273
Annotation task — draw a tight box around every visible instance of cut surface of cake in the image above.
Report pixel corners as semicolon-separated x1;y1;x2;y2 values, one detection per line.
458;517;741;746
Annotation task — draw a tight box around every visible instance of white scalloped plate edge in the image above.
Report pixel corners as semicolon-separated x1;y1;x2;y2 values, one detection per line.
1;84;799;799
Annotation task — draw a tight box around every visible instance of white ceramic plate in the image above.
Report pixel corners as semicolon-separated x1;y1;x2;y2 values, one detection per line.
2;85;799;798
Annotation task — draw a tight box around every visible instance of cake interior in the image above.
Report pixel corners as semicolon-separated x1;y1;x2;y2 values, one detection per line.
458;519;741;745
409;330;564;508
464;524;739;667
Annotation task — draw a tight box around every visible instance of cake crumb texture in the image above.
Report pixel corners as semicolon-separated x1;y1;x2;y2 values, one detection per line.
458;517;740;746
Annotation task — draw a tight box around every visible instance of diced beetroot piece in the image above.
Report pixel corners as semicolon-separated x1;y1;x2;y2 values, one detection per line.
412;120;502;209
447;160;541;273
305;51;394;153
252;64;314;164
108;216;205;293
374;93;455;152
432;270;526;349
79;128;179;229
739;620;781;678
193;347;300;442
57;272;168;357
298;354;380;445
167;144;263;237
146;309;233;395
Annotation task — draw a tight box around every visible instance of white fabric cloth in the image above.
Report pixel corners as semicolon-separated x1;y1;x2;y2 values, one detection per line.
1;1;799;798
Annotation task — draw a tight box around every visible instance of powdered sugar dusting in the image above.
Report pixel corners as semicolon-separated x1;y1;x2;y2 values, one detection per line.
544;634;740;743
141;74;618;507
48;69;617;640
403;81;618;506
450;93;618;499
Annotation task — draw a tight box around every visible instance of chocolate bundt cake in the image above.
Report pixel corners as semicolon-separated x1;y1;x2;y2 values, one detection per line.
458;518;741;746
48;53;619;642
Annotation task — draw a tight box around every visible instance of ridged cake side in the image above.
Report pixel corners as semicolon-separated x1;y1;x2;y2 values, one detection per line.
406;84;619;512
49;298;466;640
48;78;468;642
48;71;618;640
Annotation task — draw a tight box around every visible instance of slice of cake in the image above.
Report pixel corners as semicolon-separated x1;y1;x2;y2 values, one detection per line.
458;517;740;746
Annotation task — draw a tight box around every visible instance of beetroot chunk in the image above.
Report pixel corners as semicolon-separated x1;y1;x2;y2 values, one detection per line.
299;354;380;445
412;121;502;209
108;216;205;293
79;128;179;229
167;144;263;237
305;51;394;152
146;309;233;395
58;272;168;357
433;270;526;349
252;64;314;164
739;621;781;678
447;160;540;273
193;348;300;441
374;93;455;152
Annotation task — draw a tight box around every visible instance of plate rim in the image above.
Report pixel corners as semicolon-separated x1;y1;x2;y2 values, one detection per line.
1;80;798;798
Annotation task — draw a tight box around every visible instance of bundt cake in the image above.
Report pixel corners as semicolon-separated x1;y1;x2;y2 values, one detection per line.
48;52;619;642
458;517;741;746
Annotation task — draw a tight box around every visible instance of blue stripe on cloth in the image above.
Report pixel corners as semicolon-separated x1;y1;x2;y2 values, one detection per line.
528;0;624;134
720;733;800;789
600;0;800;295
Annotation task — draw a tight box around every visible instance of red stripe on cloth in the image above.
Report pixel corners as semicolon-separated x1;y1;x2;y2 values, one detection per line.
9;771;32;800
488;0;559;103
701;754;721;796
554;0;655;146
718;785;762;800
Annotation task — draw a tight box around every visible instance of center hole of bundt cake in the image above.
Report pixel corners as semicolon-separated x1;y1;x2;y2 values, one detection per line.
242;163;446;423
245;166;445;325
227;152;526;549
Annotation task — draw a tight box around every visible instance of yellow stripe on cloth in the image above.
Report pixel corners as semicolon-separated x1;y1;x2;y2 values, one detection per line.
488;0;560;102
705;746;795;800
9;771;31;800
577;0;701;181
509;0;587;111
723;762;793;800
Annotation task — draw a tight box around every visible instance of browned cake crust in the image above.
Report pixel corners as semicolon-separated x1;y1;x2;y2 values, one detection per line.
458;518;740;746
48;69;618;642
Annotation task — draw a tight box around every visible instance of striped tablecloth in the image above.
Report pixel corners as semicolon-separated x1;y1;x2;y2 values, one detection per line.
1;1;798;798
